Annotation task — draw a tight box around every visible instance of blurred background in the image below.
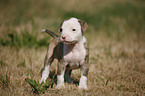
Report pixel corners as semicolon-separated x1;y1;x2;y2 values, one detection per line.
0;0;144;48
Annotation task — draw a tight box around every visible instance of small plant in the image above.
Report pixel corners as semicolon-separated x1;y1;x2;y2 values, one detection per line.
0;72;10;88
116;84;123;90
25;78;55;94
0;60;7;67
105;76;111;86
97;76;111;86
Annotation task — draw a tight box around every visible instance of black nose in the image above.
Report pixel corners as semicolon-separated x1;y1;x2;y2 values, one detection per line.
62;36;66;39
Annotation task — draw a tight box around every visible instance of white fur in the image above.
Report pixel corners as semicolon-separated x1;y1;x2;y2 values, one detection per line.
40;65;50;83
56;74;65;88
78;75;88;90
60;18;82;43
63;36;86;69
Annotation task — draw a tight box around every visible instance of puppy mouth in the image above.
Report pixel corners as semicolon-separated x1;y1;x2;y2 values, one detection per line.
61;40;78;44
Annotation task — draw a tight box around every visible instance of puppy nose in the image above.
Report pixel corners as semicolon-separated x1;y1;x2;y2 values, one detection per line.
62;36;66;39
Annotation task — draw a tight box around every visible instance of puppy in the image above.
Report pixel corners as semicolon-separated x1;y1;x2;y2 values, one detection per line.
40;18;89;90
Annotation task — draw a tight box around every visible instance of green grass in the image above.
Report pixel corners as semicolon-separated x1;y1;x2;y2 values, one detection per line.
0;72;10;88
25;78;52;94
64;2;145;34
0;1;144;48
0;30;50;48
0;60;7;67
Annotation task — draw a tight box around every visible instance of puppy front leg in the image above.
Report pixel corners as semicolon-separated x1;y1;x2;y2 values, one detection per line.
56;60;66;89
78;62;89;90
40;56;54;83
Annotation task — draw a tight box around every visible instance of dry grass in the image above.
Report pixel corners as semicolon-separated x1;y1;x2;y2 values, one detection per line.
0;0;145;96
0;32;145;96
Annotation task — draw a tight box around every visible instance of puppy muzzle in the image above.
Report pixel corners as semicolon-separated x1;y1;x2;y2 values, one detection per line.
61;40;78;44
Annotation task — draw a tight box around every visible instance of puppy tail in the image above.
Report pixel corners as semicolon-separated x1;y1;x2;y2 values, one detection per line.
41;29;59;38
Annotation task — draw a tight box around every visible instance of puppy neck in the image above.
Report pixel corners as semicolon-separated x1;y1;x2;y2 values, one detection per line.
63;36;86;50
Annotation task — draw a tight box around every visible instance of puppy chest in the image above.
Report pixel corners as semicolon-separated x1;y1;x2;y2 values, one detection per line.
63;46;86;66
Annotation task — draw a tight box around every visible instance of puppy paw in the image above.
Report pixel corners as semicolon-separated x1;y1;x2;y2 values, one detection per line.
56;84;65;89
78;75;88;90
78;85;88;90
40;77;47;83
40;68;49;83
40;72;49;83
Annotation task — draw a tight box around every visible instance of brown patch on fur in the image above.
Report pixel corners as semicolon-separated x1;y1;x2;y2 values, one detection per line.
78;19;88;33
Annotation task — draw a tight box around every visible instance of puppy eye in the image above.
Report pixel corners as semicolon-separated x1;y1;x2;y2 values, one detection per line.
59;28;63;32
72;29;76;31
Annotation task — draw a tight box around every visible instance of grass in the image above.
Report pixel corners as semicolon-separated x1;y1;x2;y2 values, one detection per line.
0;29;50;48
0;0;145;95
25;78;51;94
0;72;10;88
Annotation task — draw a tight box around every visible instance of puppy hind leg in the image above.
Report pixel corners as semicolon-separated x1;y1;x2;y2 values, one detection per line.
79;74;88;90
65;69;72;84
78;63;89;90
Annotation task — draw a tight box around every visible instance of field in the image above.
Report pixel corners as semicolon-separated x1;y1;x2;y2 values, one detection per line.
0;0;145;95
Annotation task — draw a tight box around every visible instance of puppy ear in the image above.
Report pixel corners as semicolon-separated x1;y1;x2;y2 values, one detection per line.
78;20;88;32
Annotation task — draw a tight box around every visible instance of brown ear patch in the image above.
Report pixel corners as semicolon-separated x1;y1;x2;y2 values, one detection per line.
78;20;88;32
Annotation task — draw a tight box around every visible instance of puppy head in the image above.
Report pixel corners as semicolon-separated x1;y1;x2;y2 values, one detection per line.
59;18;88;44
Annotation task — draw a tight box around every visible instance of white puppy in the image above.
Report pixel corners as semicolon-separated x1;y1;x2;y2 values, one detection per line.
40;18;89;90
